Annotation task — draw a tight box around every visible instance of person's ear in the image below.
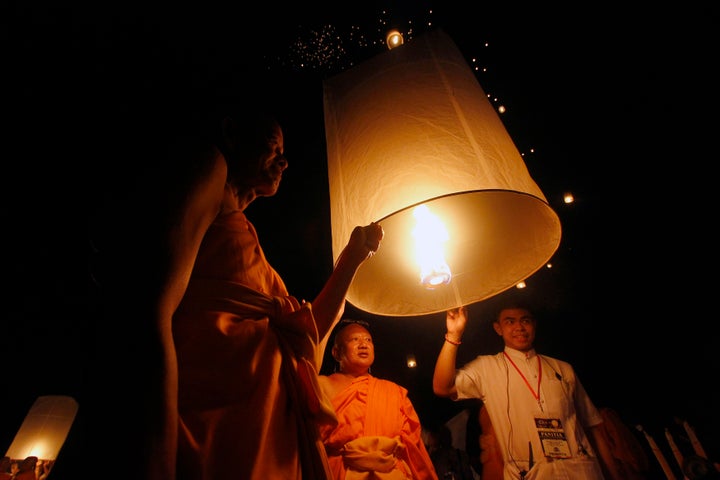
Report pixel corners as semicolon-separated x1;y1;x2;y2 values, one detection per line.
331;344;340;362
492;322;502;336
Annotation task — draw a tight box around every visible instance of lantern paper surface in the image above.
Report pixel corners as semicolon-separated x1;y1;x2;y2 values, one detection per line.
5;395;78;461
323;29;561;316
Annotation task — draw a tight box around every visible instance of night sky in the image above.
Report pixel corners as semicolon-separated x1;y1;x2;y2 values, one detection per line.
2;2;717;478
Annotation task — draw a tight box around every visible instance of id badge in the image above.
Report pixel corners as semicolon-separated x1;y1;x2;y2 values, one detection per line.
534;416;572;459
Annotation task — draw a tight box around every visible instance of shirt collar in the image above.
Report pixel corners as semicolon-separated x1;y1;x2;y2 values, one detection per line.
504;346;536;361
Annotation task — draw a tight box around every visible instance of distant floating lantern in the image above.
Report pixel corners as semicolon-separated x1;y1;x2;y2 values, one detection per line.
5;395;78;470
323;29;561;316
406;354;417;368
385;29;404;49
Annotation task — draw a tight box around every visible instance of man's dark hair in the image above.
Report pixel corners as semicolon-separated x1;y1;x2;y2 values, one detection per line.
490;294;537;323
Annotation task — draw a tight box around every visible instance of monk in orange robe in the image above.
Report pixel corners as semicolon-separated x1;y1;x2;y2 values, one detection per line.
319;320;438;480
170;111;384;480
95;98;383;480
0;457;12;480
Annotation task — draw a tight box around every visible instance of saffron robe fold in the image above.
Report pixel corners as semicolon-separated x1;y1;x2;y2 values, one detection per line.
320;375;438;480
173;210;335;480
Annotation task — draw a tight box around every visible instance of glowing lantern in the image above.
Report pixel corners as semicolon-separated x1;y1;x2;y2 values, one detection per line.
323;29;561;316
5;395;78;470
386;29;404;49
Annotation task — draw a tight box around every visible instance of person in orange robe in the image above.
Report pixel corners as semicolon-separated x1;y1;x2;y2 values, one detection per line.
13;457;37;480
170;110;384;479
318;319;438;480
0;457;13;480
478;404;504;480
93;95;383;480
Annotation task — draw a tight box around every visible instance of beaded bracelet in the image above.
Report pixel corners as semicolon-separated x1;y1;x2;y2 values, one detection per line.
444;334;462;346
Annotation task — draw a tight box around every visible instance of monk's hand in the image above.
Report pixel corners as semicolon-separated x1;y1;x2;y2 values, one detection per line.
349;222;384;261
362;222;384;254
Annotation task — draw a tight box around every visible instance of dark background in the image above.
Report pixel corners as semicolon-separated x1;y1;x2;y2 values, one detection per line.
1;2;717;479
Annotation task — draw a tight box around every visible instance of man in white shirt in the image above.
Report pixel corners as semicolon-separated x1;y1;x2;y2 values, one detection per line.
432;302;620;480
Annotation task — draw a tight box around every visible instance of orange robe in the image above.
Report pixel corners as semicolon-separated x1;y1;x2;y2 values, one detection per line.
478;405;504;480
173;210;336;480
320;375;438;480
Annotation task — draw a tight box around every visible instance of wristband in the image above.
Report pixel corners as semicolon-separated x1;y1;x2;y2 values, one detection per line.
444;334;462;346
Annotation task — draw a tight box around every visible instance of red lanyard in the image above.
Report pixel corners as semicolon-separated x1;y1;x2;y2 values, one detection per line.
504;351;542;407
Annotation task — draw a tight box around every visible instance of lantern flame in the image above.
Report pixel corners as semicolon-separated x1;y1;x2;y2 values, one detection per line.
412;204;452;289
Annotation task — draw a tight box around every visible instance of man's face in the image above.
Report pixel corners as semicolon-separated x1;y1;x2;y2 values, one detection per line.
226;118;287;197
493;307;536;352
246;122;287;197
333;323;374;374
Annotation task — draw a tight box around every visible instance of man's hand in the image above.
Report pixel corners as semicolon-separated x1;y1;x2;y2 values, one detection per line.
446;306;468;336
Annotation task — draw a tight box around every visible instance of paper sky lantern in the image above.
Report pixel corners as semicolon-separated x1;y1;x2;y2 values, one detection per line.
323;29;561;316
5;395;78;463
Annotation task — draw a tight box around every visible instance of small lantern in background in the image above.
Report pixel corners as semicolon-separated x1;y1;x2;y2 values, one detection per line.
323;29;561;317
5;395;78;477
406;354;417;368
386;29;404;49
